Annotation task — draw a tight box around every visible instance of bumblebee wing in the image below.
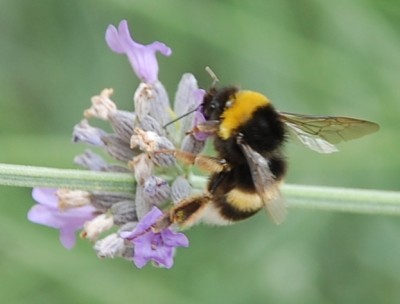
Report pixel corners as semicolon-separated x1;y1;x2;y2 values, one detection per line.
237;136;287;224
279;112;379;154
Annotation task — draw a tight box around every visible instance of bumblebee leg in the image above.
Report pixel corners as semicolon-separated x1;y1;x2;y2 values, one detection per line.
187;120;219;136
157;149;229;173
192;154;229;173
153;194;212;231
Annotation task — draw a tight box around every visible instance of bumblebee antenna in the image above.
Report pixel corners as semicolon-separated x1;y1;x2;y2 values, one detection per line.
164;67;217;130
163;107;199;129
205;66;219;87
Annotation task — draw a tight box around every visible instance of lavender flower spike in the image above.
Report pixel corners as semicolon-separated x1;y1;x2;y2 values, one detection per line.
120;207;189;269
28;188;96;249
105;20;172;84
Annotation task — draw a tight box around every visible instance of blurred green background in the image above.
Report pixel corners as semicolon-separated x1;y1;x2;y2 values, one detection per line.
1;0;400;303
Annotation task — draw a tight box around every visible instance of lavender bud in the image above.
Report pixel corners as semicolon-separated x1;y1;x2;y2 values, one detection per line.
130;128;176;167
74;150;131;173
150;136;176;167
135;184;151;220
139;115;164;135
133;83;152;120
108;110;135;143
94;233;125;258
130;153;154;184
74;149;108;171
174;73;202;137
110;201;137;225
72;120;107;146
90;191;135;211
118;222;137;233
143;176;171;207
82;214;114;241
180;134;206;155
149;81;172;127
120;243;135;260
102;134;138;162
171;176;192;203
56;189;91;210
84;88;117;120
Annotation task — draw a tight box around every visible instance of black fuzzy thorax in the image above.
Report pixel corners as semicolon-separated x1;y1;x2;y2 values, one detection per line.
206;104;288;221
214;104;287;179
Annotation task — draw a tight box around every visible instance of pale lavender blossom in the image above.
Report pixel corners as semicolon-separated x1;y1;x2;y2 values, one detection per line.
120;207;189;269
27;20;203;269
72;120;107;146
172;76;209;141
192;110;210;141
173;74;205;138
105;20;172;84
28;188;96;249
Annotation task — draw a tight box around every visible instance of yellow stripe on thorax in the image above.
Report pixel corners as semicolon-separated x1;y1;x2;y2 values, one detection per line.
218;91;270;140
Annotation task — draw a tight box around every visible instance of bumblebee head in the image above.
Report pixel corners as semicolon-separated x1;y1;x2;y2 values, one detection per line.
205;88;273;141
202;86;239;121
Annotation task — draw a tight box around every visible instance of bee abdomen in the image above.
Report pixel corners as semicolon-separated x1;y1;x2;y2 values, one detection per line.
213;189;262;221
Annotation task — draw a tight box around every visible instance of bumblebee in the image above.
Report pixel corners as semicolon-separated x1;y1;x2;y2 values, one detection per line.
155;86;379;229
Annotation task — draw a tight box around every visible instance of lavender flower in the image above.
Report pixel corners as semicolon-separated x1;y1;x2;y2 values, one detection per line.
28;188;96;249
28;20;206;269
120;207;189;269
173;74;205;140
105;20;172;84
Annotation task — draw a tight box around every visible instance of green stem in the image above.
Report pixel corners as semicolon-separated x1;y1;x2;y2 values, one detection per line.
1;163;400;216
283;184;400;215
0;163;134;192
189;174;400;216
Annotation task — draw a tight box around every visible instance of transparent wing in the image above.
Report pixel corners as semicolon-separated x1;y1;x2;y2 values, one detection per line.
237;136;287;224
279;112;380;154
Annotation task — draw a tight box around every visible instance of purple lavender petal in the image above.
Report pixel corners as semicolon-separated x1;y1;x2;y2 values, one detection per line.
32;188;58;207
120;207;189;268
161;229;189;247
150;245;175;269
122;206;163;239
131;234;156;268
174;74;201;117
27;204;61;229
192;111;210;141
105;20;172;84
28;188;96;249
133;233;175;269
105;23;125;53
133;251;150;268
193;88;206;108
59;227;77;250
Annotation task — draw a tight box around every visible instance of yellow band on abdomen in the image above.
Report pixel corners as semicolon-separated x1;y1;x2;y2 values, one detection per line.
226;188;263;212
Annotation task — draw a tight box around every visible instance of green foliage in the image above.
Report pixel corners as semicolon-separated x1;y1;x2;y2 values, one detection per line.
0;1;399;303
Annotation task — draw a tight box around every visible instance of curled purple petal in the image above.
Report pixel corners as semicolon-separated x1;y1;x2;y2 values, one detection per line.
161;229;189;247
120;207;189;268
105;20;172;84
121;206;163;239
192;110;210;141
28;188;96;249
32;188;58;207
143;176;171;207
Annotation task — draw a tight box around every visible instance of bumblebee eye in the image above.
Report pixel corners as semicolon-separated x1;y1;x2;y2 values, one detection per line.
210;102;217;110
